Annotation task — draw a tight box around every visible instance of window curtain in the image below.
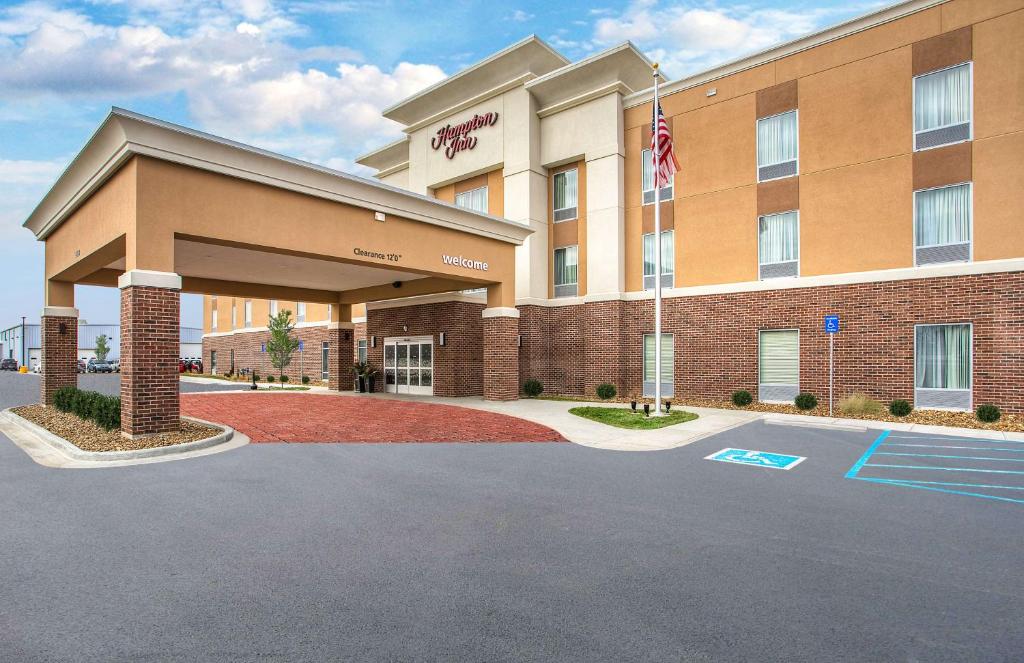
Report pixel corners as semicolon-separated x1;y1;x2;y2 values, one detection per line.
642;149;654;192
916;324;971;389
554;246;578;286
757;111;797;167
915;184;970;247
758;212;799;264
643;231;675;277
915;64;970;132
759;330;799;385
643;334;673;383
554;169;578;212
455;186;488;213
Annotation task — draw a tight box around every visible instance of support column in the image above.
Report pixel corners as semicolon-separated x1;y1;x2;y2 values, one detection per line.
482;307;520;401
40;300;79;406
119;270;181;437
328;302;355;392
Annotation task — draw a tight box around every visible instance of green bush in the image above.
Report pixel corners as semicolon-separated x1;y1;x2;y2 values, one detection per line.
92;396;121;431
51;387;120;431
267;375;275;383
280;375;289;383
301;375;310;385
596;383;617;400
976;404;1001;423
889;399;912;417
252;373;260;382
53;386;77;413
731;390;753;407
523;379;543;397
794;392;818;411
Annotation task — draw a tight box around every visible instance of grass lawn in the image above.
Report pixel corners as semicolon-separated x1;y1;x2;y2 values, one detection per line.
569;406;698;430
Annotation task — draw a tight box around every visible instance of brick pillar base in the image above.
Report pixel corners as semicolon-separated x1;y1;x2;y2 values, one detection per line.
121;282;180;437
40;309;78;405
482;311;519;401
327;324;355;391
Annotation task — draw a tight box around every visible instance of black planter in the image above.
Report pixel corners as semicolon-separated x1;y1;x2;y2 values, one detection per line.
665;401;672;413
367;375;376;393
643;403;650;416
356;376;367;393
630;401;637;412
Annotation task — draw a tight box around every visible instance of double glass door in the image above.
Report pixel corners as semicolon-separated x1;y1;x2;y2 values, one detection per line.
383;337;433;395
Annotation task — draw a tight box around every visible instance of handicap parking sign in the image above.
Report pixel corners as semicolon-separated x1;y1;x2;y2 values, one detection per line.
705;448;806;470
824;315;840;334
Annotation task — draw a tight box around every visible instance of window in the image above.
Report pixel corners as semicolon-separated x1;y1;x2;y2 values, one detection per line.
759;329;799;403
232;301;237;328
642;148;673;204
914;183;971;265
455;186;488;213
211;297;218;330
757;110;798;181
357;339;368;364
643;333;673;397
297;302;306;323
553;168;578;222
915;323;972;410
914;62;971;151
210;350;217;374
321;341;329;381
758;211;799;279
244;300;252;328
643;230;674;290
327;304;332;321
269;300;278;316
553;245;578;297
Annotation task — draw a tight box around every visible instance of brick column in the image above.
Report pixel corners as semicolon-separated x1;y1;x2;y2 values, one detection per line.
40;307;79;405
482;308;520;401
327;323;355;391
119;271;181;438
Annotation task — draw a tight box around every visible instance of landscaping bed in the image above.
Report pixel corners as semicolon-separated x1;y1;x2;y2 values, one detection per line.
569;406;699;430
12;405;220;452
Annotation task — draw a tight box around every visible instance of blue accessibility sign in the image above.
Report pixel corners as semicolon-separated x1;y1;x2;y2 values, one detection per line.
824;315;840;334
705;448;807;470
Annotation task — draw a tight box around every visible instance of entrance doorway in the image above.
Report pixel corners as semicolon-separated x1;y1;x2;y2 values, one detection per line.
383;336;434;395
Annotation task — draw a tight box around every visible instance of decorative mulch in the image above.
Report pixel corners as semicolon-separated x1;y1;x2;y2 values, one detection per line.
12;405;221;452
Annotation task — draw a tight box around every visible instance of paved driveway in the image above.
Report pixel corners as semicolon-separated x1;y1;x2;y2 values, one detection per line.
0;372;1021;662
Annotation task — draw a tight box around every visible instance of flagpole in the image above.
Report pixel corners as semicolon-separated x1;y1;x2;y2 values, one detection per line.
652;63;663;417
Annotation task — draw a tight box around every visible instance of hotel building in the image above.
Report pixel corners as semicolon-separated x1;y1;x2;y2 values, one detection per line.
199;0;1024;412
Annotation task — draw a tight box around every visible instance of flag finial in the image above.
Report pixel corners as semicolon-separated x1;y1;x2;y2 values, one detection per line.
652;62;659;72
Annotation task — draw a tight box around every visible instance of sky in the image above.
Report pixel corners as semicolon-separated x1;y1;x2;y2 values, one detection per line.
0;0;880;329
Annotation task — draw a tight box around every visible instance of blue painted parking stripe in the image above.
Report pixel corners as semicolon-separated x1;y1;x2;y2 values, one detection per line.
864;463;1024;475
865;479;1024;491
883;443;1024;453
885;435;1024;444
856;477;1024;505
874;452;1024;463
845;430;890;479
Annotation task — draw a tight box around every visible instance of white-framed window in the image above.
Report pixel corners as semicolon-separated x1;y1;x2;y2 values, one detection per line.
327;304;333;321
231;300;237;328
455;186;488;213
211;297;218;331
759;329;799;403
321;341;329;381
643;230;674;290
913;62;972;151
553;168;578;222
642;148;673;204
297;302;306;323
914;182;971;265
757;110;798;181
269;300;278;316
553;245;578;298
244;300;252;328
642;333;673;398
915;323;972;411
758;210;800;279
357;339;368;364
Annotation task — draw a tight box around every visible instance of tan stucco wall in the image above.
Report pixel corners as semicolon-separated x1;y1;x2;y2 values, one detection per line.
678;186;758;286
974;130;1024;261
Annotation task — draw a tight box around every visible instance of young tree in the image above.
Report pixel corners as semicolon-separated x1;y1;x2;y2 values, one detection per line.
266;309;299;385
94;334;110;362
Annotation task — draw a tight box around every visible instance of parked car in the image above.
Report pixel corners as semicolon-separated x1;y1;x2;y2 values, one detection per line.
179;358;188;373
108;359;120;373
188;359;203;373
77;359;87;373
87;359;114;373
0;358;18;371
31;363;42;374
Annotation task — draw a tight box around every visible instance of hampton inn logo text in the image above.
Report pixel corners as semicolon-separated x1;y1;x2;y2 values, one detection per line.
430;112;499;160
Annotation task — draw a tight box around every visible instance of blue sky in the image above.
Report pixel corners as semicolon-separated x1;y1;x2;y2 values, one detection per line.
0;0;878;328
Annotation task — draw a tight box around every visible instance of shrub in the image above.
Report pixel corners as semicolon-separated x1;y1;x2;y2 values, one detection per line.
51;387;120;431
889;399;912;417
53;386;77;413
794;392;818;411
838;393;883;416
280;375;289;383
301;375;310;385
523;379;543;397
596;383;617;400
252;373;260;382
267;375;275;383
976;404;1001;423
92;396;121;431
731;390;753;407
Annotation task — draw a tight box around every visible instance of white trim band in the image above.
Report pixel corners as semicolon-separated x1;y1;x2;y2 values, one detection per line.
41;307;79;318
327;322;356;330
482;307;520;319
118;269;182;290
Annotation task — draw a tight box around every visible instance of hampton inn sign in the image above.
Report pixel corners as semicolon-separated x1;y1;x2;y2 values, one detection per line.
430;112;499;159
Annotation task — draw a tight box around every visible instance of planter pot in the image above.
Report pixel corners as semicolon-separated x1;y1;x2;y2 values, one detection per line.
356;376;366;393
630;401;637;412
367;376;376;393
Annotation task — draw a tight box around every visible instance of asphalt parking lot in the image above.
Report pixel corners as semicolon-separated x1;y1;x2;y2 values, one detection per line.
0;372;1021;662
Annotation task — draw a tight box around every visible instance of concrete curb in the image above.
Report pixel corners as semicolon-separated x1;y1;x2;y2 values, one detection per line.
763;416;868;432
1;408;236;462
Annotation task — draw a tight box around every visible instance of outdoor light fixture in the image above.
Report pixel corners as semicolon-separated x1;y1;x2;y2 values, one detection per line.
402;324;408;333
58;322;68;335
665;401;672;413
643;403;650;416
370;336;376;348
374;211;386;222
517;334;522;348
439;332;446;346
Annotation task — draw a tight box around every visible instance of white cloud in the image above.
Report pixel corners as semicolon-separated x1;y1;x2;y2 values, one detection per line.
509;9;533;22
0;157;69;239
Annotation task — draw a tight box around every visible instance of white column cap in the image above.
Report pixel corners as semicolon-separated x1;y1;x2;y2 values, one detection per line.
118;270;182;290
41;307;79;318
482;307;520;319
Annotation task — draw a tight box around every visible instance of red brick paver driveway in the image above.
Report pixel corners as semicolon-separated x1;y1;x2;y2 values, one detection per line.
181;393;565;443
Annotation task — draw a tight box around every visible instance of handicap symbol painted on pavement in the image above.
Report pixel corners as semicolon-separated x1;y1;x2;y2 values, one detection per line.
705;448;807;470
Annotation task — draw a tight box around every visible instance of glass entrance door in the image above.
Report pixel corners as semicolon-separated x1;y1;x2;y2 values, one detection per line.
383;337;433;395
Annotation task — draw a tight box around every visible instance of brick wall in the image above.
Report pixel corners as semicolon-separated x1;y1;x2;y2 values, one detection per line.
121;286;180;436
482;315;519;400
40;315;77;405
203;325;335;385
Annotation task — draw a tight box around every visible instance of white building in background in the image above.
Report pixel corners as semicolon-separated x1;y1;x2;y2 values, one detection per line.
0;322;203;369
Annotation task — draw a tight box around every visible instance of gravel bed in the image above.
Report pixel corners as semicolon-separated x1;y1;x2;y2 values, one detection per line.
11;405;221;452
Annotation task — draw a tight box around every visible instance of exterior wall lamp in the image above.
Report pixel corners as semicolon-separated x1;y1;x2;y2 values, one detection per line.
439;332;446;347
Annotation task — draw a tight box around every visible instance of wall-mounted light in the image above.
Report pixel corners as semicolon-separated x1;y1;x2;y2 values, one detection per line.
402;324;408;333
370;336;376;348
517;334;522;348
439;332;446;347
706;87;717;97
374;211;386;222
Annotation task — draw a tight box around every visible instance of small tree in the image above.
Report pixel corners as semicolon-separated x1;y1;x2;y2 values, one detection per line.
94;334;110;362
266;310;299;385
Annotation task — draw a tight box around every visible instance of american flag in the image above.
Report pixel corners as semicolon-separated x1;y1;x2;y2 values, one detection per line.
650;103;680;190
